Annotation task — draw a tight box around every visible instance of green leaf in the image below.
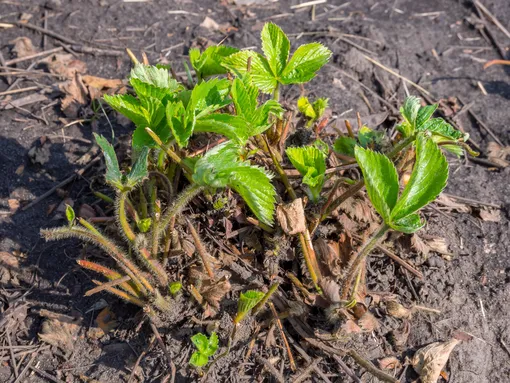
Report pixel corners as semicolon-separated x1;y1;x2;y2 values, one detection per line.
286;146;326;203
190;46;239;78
130;63;178;89
400;96;421;128
280;43;331;84
354;146;399;223
390;213;424;234
252;99;283;133
416;104;437;128
193;142;276;225
125;147;149;188
390;135;448;222
205;332;219;356
189;78;231;118
130;78;182;102
237;290;265;316
166;101;190;148
358;126;385;149
312;97;328;118
94;133;123;190
419;118;466;140
333;136;357;157
222;50;277;93
136;218;152;232
231;77;258;121
65;205;75;225
169;281;182;296
261;22;290;76
189;352;209;367
103;94;147;127
297;96;316;119
191;333;209;352
194;114;251;144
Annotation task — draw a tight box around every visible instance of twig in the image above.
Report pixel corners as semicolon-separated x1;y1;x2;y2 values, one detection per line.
84;275;131;296
29;366;66;383
442;193;501;209
457;97;504;146
22;154;101;211
255;355;285;383
127;337;156;383
474;1;510;40
13;346;42;383
290;0;327;9
0;86;40;97
6;330;19;378
5;47;64;66
292;358;322;383
347;349;398;383
149;321;176;383
268;302;296;371
13;21;78;45
332;355;362;383
186;218;215;280
363;55;432;96
472;3;507;59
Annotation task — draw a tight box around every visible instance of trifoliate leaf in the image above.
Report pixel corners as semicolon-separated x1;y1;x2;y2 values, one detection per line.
286;146;326;203
94;133;123;190
280;43;331;84
390;135;448;223
222;50;277;93
103;94;148;127
125;147;149;188
190;45;239;78
334;136;357;157
261;22;290;76
354;146;399;223
65;205;75;225
191;333;209;353
194;114;251;144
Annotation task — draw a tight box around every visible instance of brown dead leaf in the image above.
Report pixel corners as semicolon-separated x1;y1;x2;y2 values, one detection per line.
42;53;87;78
412;338;461;383
487;142;510;168
379;356;401;370
479;207;501;222
319;277;341;304
78;204;96;220
200;16;220;31
60;73;88;117
388;321;410;351
435;194;471;213
357;310;379;332
386;300;413;319
38;309;82;352
8;199;20;213
412;234;449;256
10;37;38;58
276;198;306;235
200;276;231;309
341;319;362;334
82;75;125;100
0;251;20;285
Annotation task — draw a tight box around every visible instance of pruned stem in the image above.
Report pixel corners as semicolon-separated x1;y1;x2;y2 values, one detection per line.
341;223;389;299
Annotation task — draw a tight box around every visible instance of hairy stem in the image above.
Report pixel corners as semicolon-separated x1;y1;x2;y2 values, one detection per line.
117;191;136;242
159;183;205;235
341;223;389;299
145;127;193;174
186;218;215;280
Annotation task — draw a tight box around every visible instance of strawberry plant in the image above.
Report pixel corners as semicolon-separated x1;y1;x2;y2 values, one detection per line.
41;21;477;380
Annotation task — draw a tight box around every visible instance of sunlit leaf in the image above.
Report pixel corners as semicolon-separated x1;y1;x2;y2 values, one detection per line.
280;43;331;84
94;133;123;190
261;22;290;76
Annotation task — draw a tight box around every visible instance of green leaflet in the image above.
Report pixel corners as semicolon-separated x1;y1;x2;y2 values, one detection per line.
237;290;265;316
298;96;328;127
125;147;149;189
222;50;277;94
94;133;123;190
419;118;466;140
261;22;290;77
193;141;276;225
194;114;251;144
130;63;179;90
400;96;421;128
416;104;437;128
280;43;331;84
354;135;448;233
286;146;326;203
103;94;148;128
65;205;75;225
390;135;448;223
354;146;399;223
189;45;239;78
333;136;357;157
166;101;190;148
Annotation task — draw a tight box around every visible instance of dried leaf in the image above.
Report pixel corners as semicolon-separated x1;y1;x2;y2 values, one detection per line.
386;300;413;319
411;233;431;257
60;73;88;117
479;207;501;222
435;194;471;213
78;204;96;220
200;16;220;31
200;276;231;309
38;309;82;352
10;37;38;58
487;142;510;168
357;310;379;332
8;199;20;213
412;338;460;383
341;319;362;334
315;238;344;278
426;236;449;255
319;277;341;304
95;307;118;334
42;53;87;78
0;251;20;285
379;356;401;370
276;198;306;235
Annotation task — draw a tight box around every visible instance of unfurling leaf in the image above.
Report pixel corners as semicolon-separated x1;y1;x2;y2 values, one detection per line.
390;135;448;227
235;290;265;323
136;218;152;232
354;146;399;223
94;133;123;190
130;63;180;90
65;205;75;225
286;146;326;203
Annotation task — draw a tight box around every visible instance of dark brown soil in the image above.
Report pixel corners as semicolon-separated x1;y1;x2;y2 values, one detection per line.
1;0;509;382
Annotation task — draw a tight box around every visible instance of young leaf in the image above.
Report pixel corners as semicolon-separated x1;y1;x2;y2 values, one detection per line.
194;114;251;144
231;77;259;121
390;135;448;223
130;63;179;90
191;333;210;353
313;97;328;119
354;146;399;223
189;332;219;367
286;146;326;203
189;352;209;368
169;281;182;296
297;96;316;119
400;96;421;128
280;43;331;84
65;205;75;225
166;101;190;148
235;290;265;323
261;22;290;77
390;213;424;234
103;94;148;128
419;118;466;140
415;104;437;128
94;133;124;190
190;45;239;78
222;50;277;94
125;147;149;189
334;136;357;157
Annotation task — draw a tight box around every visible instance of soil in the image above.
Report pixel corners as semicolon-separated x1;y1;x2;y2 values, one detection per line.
1;0;509;382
